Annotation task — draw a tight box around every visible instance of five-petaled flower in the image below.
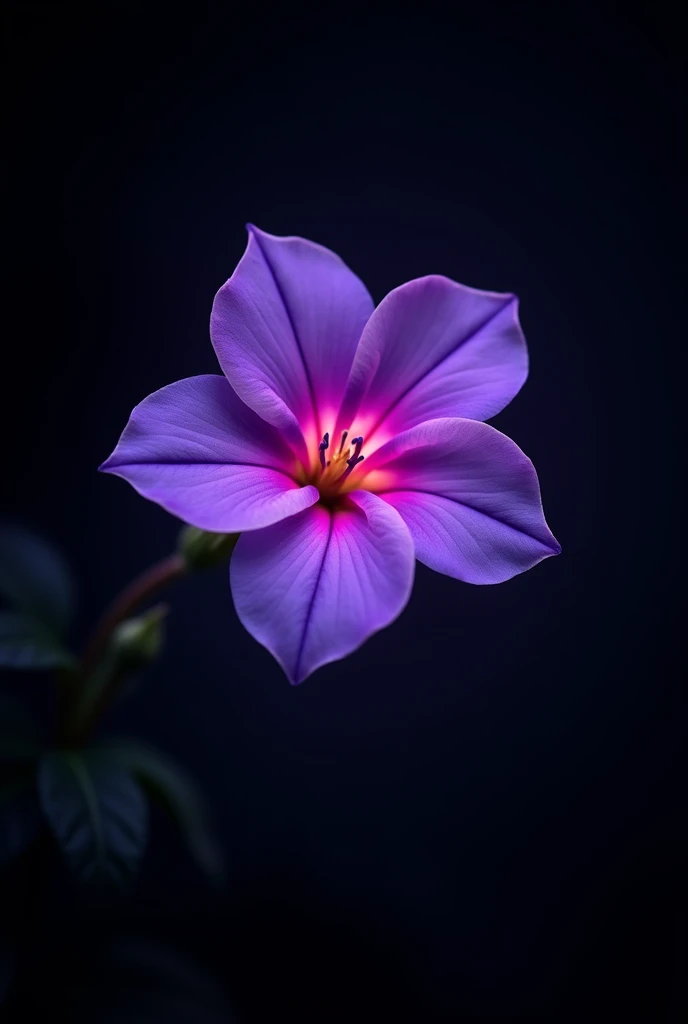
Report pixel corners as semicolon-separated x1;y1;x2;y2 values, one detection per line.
102;226;560;683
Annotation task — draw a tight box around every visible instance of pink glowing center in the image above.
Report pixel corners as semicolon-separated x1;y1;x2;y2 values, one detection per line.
312;429;366;498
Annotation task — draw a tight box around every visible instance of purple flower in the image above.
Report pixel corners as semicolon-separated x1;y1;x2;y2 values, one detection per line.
102;226;560;684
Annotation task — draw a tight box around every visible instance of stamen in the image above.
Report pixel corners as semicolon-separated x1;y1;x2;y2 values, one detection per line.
340;436;365;481
340;455;364;482
318;432;330;471
313;431;365;489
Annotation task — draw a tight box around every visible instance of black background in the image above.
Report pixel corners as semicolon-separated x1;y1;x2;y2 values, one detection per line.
4;1;685;1020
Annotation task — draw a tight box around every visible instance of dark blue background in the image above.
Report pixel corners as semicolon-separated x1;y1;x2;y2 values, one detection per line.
4;2;684;1020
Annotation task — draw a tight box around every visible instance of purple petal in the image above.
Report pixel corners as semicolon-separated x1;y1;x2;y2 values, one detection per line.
211;225;374;457
230;490;415;684
365;418;560;584
336;276;527;442
101;375;318;532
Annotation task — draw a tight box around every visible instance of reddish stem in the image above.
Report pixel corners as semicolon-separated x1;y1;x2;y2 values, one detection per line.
79;553;186;680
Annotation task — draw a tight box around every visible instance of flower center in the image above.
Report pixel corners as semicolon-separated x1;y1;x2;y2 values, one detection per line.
313;429;365;499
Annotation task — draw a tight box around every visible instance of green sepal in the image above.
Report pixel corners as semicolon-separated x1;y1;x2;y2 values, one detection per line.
178;526;239;571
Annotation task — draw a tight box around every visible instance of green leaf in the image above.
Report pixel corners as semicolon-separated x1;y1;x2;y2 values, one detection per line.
37;750;148;891
96;739;225;884
0;692;43;760
0;524;75;636
0;611;75;670
0;776;43;867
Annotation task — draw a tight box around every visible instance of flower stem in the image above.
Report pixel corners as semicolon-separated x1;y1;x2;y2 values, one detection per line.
79;553;186;680
61;553;186;744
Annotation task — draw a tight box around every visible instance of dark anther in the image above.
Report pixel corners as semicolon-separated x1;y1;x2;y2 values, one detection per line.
318;432;330;471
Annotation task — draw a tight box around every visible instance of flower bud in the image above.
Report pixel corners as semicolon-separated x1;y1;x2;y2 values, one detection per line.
177;526;239;571
111;605;167;671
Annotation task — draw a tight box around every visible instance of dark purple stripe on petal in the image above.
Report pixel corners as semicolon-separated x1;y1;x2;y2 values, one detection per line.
211;226;374;458
230;491;415;684
101;375;318;533
337;276;527;439
367;417;560;585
